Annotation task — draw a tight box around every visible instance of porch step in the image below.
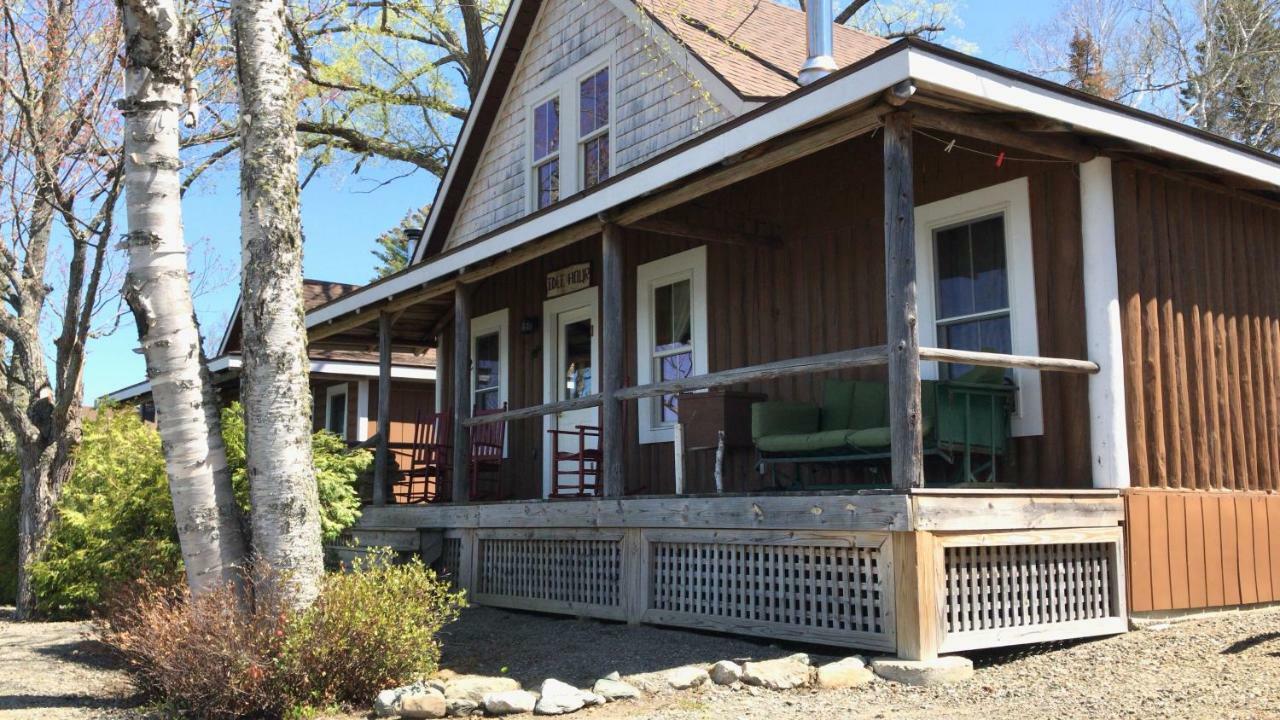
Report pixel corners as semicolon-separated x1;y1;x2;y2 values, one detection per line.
332;526;445;568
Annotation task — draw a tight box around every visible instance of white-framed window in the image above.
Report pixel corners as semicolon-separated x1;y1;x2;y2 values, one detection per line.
915;177;1043;437
324;383;349;439
470;308;510;413
636;246;709;444
527;46;614;211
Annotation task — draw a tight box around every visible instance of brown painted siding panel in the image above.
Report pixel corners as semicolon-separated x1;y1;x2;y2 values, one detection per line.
1127;490;1280;612
1114;162;1280;491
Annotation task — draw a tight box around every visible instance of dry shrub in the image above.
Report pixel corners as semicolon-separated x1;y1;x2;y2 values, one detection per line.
97;553;464;719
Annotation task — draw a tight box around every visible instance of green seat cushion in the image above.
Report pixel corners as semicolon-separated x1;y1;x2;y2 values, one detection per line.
819;379;858;431
752;401;820;440
847;426;891;449
756;429;856;454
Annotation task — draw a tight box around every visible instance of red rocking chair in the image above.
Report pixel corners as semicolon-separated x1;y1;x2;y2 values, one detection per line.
400;410;452;504
548;425;602;498
468;404;507;501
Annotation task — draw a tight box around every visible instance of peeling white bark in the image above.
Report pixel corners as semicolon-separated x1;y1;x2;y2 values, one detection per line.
232;0;324;606
117;0;248;596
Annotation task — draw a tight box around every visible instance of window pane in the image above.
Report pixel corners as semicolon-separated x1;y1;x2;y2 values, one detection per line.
562;319;593;400
583;134;610;189
536;159;559;209
475;388;501;411
653;279;691;351
655;350;693;424
534;98;559;160
935;215;1009;320
970;216;1008;313
579;69;609;135
939;316;1012;378
327;393;346;435
474;332;500;391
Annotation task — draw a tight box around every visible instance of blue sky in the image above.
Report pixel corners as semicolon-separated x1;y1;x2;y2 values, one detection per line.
81;0;1058;401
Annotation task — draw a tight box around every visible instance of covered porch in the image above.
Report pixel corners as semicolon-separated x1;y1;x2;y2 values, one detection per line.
308;87;1131;657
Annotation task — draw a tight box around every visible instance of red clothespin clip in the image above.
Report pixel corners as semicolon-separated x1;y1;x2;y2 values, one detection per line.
995;151;1006;168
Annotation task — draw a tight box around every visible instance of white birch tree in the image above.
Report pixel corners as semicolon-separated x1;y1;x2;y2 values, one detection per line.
231;0;324;606
117;0;248;596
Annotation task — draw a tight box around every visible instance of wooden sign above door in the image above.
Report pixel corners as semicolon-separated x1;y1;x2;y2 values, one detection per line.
546;262;591;298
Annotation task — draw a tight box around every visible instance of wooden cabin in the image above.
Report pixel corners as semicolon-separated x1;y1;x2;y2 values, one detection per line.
304;0;1280;660
111;280;438;501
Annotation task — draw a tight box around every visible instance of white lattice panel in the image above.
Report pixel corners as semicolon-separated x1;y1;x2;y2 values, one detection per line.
645;532;894;649
474;531;624;615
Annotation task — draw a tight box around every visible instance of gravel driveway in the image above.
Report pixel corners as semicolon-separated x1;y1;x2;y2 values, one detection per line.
0;608;138;719
4;603;1280;719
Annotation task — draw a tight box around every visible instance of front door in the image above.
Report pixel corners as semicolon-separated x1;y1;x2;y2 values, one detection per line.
542;287;599;497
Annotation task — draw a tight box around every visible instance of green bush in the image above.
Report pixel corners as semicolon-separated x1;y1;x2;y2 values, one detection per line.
29;409;184;617
0;453;20;604
99;553;466;719
221;401;368;543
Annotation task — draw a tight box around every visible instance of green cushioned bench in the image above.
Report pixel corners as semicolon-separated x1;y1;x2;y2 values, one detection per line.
751;366;1015;488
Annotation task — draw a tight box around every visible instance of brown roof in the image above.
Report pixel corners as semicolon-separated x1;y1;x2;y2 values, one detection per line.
636;0;888;99
302;279;360;310
309;348;437;369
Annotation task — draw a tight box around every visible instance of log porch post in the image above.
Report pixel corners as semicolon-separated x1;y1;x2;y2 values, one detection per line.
1079;157;1132;489
884;111;924;490
372;311;392;506
452;283;474;503
601;223;626;497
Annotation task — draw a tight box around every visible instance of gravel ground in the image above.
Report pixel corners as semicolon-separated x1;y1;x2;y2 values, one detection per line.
4;603;1280;719
0;607;139;720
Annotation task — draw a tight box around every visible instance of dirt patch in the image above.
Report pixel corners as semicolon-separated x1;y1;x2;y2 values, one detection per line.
0;607;140;720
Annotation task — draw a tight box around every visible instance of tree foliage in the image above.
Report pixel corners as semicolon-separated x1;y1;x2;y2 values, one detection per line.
372;206;429;278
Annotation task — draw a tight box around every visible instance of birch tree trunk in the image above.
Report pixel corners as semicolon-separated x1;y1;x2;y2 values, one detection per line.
232;0;324;606
117;0;248;596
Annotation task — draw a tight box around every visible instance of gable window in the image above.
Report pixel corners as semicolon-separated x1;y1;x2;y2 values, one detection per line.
324;384;349;439
636;247;709;444
915;178;1042;436
532;98;560;209
471;309;509;413
578;68;610;189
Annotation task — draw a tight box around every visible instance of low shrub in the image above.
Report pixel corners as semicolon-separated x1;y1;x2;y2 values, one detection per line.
99;552;466;719
0;453;19;603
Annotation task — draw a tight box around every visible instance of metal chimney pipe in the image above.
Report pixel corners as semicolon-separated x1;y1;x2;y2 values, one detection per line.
798;0;837;86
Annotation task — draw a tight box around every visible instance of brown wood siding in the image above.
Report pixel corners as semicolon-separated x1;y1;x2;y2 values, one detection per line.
1126;489;1280;612
1114;162;1280;491
454;133;1091;498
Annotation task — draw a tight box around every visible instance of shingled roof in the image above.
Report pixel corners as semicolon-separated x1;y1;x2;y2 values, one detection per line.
636;0;888;100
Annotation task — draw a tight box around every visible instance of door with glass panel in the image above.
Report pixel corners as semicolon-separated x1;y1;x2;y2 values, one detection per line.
541;287;599;497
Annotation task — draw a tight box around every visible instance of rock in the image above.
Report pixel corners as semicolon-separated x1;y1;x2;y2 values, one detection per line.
483;690;538;716
400;690;447;719
375;682;431;717
870;656;974;687
592;677;641;701
602;671;621;682
533;679;604;715
664;665;710;690
816;657;874;689
741;654;813;690
443;675;522;715
710;660;743;685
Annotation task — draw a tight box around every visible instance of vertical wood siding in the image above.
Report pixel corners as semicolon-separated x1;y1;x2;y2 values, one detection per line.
1114;162;1280;491
445;0;732;250
1126;489;1280;612
459;133;1092;498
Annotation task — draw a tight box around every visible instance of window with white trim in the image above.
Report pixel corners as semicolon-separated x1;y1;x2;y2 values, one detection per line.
915;178;1043;436
636;246;709;444
526;46;613;211
470;309;509;412
324;384;349;439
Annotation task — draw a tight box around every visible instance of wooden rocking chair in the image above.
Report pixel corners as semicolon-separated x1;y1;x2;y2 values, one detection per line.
400;409;452;503
468;404;507;501
548;424;601;498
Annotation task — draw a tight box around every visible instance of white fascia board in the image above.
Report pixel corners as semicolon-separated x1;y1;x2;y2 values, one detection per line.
107;356;434;403
906;49;1280;188
314;49;913;328
214;297;242;357
414;0;527;265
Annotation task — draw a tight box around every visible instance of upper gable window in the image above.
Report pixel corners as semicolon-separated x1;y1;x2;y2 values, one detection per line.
527;46;613;211
532;98;560;210
579;68;610;189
